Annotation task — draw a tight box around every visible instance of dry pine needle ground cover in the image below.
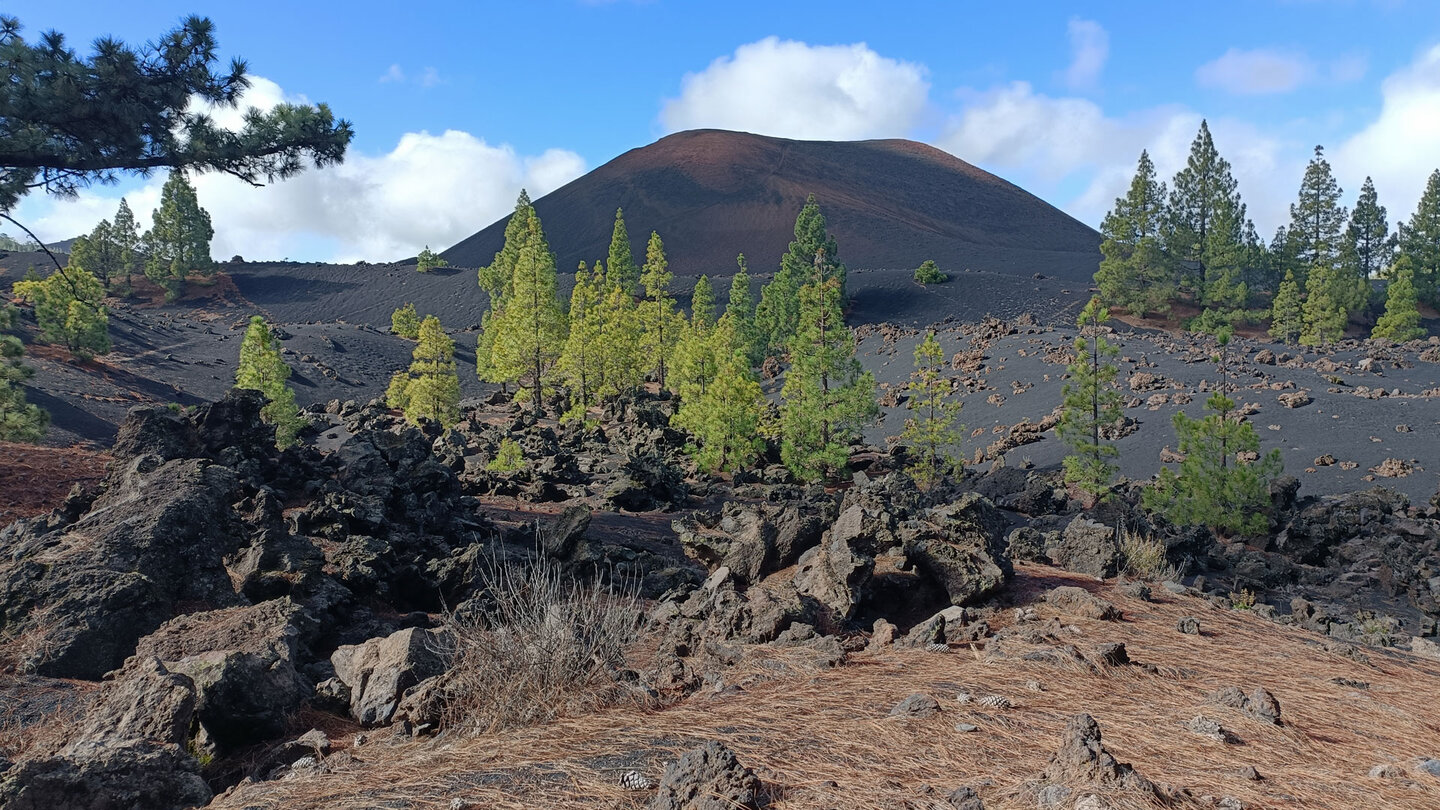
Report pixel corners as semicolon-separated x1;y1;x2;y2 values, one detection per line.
211;566;1440;810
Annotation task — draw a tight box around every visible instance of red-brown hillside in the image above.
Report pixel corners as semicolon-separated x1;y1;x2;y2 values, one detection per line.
442;129;1102;282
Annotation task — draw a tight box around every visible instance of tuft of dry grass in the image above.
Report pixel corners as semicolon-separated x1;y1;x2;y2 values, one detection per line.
436;550;647;735
1119;528;1181;583
208;565;1440;810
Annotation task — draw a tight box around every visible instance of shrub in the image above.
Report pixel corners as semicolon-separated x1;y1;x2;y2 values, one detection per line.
416;246;448;273
913;259;947;285
1119;529;1179;582
1229;588;1257;610
391;302;421;339
487;437;524;472
437;550;644;733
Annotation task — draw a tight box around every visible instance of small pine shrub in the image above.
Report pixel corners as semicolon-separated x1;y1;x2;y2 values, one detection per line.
391;303;421;339
913;259;947;285
487;437;524;472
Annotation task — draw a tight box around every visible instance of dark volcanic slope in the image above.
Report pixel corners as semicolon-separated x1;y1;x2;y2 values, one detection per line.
443;129;1102;282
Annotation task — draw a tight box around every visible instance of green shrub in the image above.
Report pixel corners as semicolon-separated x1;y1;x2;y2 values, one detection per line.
391;303;421;339
913;259;947;285
487;437;524;472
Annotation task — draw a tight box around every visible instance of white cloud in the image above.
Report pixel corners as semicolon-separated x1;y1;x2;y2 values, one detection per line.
379;64;405;84
1062;18;1109;91
937;81;1295;231
659;37;929;140
18;77;586;262
1196;48;1313;95
419;67;442;88
1334;44;1440;222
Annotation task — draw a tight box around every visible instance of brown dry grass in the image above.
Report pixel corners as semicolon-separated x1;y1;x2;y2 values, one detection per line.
0;441;108;523
209;565;1440;810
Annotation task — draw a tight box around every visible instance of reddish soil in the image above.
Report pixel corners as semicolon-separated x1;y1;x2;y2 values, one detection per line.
0;442;109;523
443;129;1102;282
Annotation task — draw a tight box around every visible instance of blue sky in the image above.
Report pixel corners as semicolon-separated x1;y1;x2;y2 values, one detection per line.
10;0;1440;262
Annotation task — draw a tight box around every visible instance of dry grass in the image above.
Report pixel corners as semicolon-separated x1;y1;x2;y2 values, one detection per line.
1119;528;1182;583
437;550;647;734
210;565;1440;810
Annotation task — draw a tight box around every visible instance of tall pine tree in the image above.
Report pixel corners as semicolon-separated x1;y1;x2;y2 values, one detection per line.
756;194;843;353
557;265;605;418
727;254;762;365
476;191;534;390
682;349;768;474
898;331;963;489
1057;297;1122;499
779;277;877;481
1372;256;1425;342
1268;269;1304;344
639;231;681;388
1301;262;1348;346
1166;121;1247;300
691;275;715;330
1399;169;1440;304
144;170;214;301
398;316;460;428
1290;145;1363;316
1097;150;1173;316
606;208;639;295
236;315;301;447
1345;176;1395;282
487;211;566;415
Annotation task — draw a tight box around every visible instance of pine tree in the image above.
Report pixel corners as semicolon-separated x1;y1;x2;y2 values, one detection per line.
68;219;124;290
671;308;745;412
1345;176;1395;283
395;315;460;428
606;208;639;295
1301;263;1348;346
1289;146;1348;273
416;246;448;273
639;231;681;388
145;170;214;301
691;275;715;330
779;277;877;481
391;303;421;339
476;191;533;389
598;279;645;397
1057;297;1122;498
1199;198;1250;314
112;198;140;290
898;331;963;489
1144;382;1282;537
235;315;301;447
1166;122;1246;299
1399;169;1440;304
556;266;605;418
1372;256;1425;342
913;260;947;285
1097;150;1173;316
11;265;109;359
0;15;351;212
727;254;762;364
1268;269;1304;344
756;194;843;353
0;305;48;440
487;211;566;415
478;190;531;304
683;349;768;474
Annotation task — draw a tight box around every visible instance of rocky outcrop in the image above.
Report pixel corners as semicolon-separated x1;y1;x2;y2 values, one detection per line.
133;599;314;749
331;627;453;726
0;457;248;679
1045;517;1121;579
0;657;210;810
674;501;825;588
908;493;1013;606
649;741;763;810
1039;713;1157;798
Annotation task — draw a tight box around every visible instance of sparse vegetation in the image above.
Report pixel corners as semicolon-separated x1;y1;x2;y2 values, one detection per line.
235;315;302;448
416;246;447;273
912;259;946;285
437;550;643;733
11;265;110;360
1119;529;1179;582
487;436;524;473
390;302;421;339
